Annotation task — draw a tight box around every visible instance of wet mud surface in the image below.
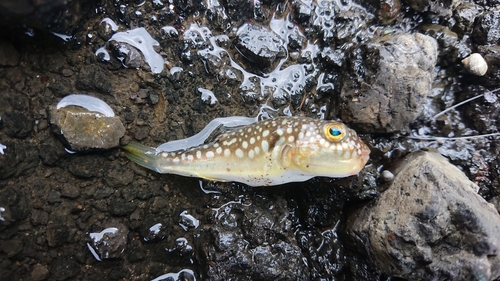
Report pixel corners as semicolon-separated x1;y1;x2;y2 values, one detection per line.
1;0;500;280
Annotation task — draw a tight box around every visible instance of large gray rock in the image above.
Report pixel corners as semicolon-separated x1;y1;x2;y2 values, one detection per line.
340;33;437;133
347;151;500;281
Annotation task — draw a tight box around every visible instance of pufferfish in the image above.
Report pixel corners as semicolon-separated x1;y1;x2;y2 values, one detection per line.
123;116;370;186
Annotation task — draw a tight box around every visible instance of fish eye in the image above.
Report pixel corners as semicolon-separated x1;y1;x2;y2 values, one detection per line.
324;124;345;142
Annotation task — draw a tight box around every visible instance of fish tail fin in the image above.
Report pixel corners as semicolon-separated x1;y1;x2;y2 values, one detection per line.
122;141;158;172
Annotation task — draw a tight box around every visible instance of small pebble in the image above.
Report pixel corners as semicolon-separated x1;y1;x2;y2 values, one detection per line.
381;170;395;181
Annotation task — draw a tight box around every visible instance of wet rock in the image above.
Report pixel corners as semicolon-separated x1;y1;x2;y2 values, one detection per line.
87;224;129;260
204;196;308;279
49;105;125;152
30;209;49;226
377;0;401;25
235;23;286;71
30;263;49;281
108;198;137;216
46;190;62;205
404;0;459;17
453;2;480;36
93;186;115;199
139;221;169;242
0;142;39;179
0;41;20;66
340;33;438;133
0;92;33;138
0;187;30;227
478;45;500;86
225;0;252;24
61;184;80;199
202;53;243;85
50;257;79;281
127;239;146;262
67;156;99;178
108;41;144;70
46;223;69;247
76;65;114;94
0;237;23;257
347;151;500;281
104;163;134;188
420;24;458;60
473;7;500;45
97;18;118;40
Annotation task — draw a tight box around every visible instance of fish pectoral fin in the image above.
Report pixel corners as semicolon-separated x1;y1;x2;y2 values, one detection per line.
279;144;293;168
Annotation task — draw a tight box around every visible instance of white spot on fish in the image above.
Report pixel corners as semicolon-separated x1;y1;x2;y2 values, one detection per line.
224;149;231;157
206;151;215;158
286;127;292;134
223;138;237;146
196;150;202;159
288;136;295;142
242;141;248;149
248;150;254;158
254;147;260;154
261;140;269;153
250;137;255;144
173;158;180;164
262;130;270;137
187;155;194;161
235;148;244;158
216;147;222;154
344;151;351;159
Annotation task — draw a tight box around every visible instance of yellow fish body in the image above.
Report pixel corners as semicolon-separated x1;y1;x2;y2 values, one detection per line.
123;116;370;186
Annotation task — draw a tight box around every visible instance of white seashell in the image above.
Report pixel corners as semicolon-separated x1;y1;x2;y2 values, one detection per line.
462;53;488;76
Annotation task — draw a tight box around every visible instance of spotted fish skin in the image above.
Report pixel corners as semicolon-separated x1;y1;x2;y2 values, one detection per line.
123;116;370;186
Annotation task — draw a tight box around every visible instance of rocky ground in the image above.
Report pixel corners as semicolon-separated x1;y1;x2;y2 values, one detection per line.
1;0;500;280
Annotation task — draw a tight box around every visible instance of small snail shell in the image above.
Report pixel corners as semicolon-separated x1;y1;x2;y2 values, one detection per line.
462;53;488;76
